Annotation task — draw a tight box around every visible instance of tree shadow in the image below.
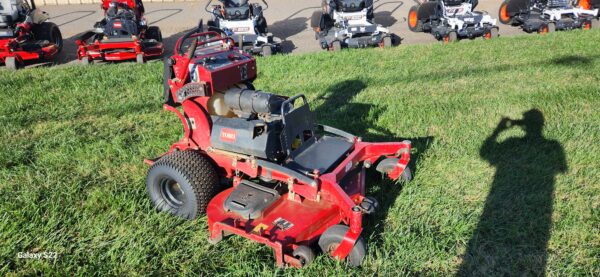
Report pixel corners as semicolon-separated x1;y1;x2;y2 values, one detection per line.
550;55;592;66
457;109;567;276
312;79;434;249
145;8;183;25
52;11;97;27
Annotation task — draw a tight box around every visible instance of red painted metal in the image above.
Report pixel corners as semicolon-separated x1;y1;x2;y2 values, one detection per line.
0;22;60;64
76;0;163;63
150;29;412;267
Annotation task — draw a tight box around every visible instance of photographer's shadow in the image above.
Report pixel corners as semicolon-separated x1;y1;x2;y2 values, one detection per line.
458;109;567;276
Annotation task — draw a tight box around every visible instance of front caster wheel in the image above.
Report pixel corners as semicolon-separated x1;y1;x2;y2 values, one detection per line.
293;245;315;267
5;57;21;70
136;53;145;64
261;45;272;56
330;40;342;51
318;224;366;267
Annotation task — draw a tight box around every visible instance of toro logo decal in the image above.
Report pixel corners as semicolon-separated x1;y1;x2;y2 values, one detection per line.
220;128;237;143
113;22;122;29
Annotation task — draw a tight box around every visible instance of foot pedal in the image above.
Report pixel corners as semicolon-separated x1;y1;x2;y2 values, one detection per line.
223;180;280;219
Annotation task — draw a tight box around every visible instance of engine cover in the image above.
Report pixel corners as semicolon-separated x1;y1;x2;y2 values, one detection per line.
210;116;282;160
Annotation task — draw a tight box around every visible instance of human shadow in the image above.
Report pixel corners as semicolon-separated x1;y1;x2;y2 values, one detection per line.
457;109;567;276
312;79;434;248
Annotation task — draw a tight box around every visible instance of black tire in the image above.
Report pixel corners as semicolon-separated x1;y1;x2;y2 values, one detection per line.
408;5;423;32
498;0;512;25
417;2;439;22
331;40;342;51
5;56;20;70
32;22;63;53
311;11;322;29
261;45;272;56
318;225;366;267
146;26;162;42
293;245;316;267
146;151;220;220
163;58;176;106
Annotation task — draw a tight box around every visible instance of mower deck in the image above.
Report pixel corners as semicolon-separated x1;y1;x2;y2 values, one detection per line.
76;34;163;62
0;40;59;63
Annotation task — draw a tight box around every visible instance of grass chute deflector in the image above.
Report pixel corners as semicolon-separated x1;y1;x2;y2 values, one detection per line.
497;0;599;33
147;28;413;268
75;0;164;64
0;0;63;70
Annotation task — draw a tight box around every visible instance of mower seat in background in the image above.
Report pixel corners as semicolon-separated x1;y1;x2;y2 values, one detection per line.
286;136;353;174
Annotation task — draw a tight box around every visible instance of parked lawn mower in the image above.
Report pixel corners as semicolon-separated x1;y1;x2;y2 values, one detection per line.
0;0;62;70
498;0;600;33
310;0;399;51
408;0;499;42
147;25;413;267
75;0;163;64
205;0;281;56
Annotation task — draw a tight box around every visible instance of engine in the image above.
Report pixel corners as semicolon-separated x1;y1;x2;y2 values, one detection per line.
209;87;287;161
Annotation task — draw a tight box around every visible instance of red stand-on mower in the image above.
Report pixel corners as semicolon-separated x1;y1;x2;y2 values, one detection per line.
75;0;163;64
146;25;412;267
0;0;62;70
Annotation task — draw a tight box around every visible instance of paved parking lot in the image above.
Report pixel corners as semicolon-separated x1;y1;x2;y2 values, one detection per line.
42;0;526;64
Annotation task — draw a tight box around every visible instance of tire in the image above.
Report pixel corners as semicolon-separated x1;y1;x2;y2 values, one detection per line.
146;26;162;42
318;225;366;267
408;5;423;32
498;0;512;25
261;45;272;56
146;151;220;220
163;58;175;106
80;56;90;65
32;22;63;53
443;31;458;43
293;245;315;267
5;56;20;70
136;53;145;64
330;40;342;51
311;11;322;29
484;27;499;39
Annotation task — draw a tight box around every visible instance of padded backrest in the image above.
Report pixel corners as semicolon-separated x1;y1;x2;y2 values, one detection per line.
335;0;366;12
224;5;250;19
103;18;138;37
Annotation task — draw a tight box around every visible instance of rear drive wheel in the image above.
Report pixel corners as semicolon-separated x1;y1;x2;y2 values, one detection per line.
33;22;63;53
146;26;163;42
443;31;458;43
484;27;499;39
5;57;20;70
293;245;316;267
330;40;342;51
408;5;423;32
261;45;272;56
146;150;221;220
498;0;512;25
318;225;366;267
136;53;145;64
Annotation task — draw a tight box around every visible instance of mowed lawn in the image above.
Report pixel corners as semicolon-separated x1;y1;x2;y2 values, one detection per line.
1;30;599;276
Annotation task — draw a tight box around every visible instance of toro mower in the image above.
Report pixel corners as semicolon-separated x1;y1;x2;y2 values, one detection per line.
0;0;62;70
75;0;163;64
408;0;499;42
205;0;281;56
146;25;413;267
310;0;399;51
498;0;600;33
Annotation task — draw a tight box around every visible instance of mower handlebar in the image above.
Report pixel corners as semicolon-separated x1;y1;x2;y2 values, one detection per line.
176;28;232;55
186;38;199;60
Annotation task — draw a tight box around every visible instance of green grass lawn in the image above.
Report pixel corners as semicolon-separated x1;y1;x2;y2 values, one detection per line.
1;30;599;276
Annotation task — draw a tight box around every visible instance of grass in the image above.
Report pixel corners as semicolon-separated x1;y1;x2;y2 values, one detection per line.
1;30;599;276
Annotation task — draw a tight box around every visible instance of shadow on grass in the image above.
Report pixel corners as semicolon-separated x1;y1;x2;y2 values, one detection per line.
313;79;434;249
457;109;567;276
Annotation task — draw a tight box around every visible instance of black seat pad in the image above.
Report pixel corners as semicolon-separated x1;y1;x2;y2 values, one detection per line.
286;136;353;174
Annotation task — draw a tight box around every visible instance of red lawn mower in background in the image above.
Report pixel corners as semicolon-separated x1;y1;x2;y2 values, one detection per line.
145;23;412;267
0;0;62;70
75;0;163;64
